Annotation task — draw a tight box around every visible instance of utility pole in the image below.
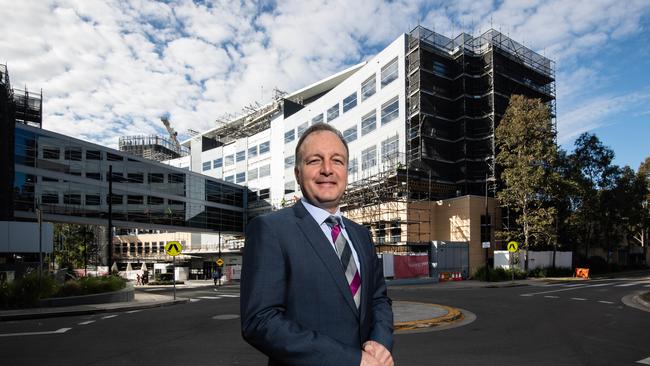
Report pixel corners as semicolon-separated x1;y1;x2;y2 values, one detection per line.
484;174;490;282
107;164;113;273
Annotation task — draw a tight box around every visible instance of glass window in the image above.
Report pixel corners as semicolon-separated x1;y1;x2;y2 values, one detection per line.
312;114;324;124
107;152;122;161
127;173;144;183
42;147;60;160
259;188;270;199
42;176;58;182
284;129;295;144
86;194;100;206
343;92;357;113
381;57;398;88
224;175;234;183
284;155;295;169
432;60;448;76
224;155;234;166
361;110;376;136
284;181;295;194
381;97;399;125
236;172;246;183
202;162;211;171
297;122;309;138
236;150;246;162
259;141;270;155
327;104;339;122
64;147;82;161
168;173;184;184
348;157;358;175
259;164;270;178
41;192;59;204
63;194;82;205
361;74;376;101
128;195;144;204
248;146;258;158
381;135;399;162
147;196;164;205
86;172;101;181
343;126;357;143
148;173;164;183
362;145;377;170
108;195;123;205
213;158;223;169
248;168;258;180
86;150;101;160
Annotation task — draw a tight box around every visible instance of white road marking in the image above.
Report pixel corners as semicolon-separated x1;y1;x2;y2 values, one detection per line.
199;296;222;300
586;283;614;287
614;282;640;287
219;294;240;298
544;295;559;298
102;315;118;319
636;356;650;364
78;320;95;325
189;298;201;302
570;297;587;301
0;328;72;337
562;284;587;288
598;301;615;304
125;310;142;314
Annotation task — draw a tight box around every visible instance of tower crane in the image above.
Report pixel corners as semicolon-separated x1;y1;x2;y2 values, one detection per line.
160;116;181;152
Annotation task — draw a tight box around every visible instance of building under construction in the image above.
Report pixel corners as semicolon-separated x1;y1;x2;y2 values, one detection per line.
177;26;555;274
119;134;188;161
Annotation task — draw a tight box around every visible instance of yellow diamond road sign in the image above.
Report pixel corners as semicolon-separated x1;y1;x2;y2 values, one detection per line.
216;258;224;266
507;241;519;253
165;241;183;256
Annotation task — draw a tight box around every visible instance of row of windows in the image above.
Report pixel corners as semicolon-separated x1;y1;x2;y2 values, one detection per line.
40;192;186;206
41;147;127;162
39;172;183;185
223;164;271;184
284;57;399;144
359;135;400;172
341;96;399;144
203;141;271;172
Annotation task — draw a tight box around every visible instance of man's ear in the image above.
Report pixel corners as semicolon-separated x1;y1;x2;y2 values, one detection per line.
294;166;300;182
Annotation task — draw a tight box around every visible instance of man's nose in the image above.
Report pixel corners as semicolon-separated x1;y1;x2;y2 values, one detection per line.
320;160;333;174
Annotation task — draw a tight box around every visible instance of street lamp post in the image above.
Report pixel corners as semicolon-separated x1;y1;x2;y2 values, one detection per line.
107;164;113;274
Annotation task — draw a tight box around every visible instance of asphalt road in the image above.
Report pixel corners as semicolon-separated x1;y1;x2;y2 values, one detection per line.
1;276;649;366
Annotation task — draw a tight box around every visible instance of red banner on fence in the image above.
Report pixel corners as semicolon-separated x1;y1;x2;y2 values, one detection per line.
393;255;429;279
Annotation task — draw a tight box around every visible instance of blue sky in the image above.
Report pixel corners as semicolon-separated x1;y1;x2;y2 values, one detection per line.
1;0;649;170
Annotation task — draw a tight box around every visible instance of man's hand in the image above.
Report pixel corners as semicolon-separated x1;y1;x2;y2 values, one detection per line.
361;350;382;366
363;340;394;366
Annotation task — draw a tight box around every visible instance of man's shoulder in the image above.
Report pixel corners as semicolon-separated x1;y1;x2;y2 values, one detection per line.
342;216;367;232
250;205;297;224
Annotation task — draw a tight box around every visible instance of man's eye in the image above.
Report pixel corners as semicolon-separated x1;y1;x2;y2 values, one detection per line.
307;159;320;164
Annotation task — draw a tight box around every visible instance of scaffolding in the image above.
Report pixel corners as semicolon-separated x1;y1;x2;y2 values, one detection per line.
119;135;189;161
342;26;555;251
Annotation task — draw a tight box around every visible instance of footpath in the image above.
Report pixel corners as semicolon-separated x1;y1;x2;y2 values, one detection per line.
1;277;648;329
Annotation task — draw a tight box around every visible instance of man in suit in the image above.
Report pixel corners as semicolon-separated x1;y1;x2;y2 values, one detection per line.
241;123;394;366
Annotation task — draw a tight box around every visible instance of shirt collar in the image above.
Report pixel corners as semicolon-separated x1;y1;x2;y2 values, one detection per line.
300;199;345;228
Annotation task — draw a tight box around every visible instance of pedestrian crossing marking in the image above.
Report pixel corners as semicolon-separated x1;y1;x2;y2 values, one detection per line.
102;315;118;319
78;320;95;325
199;296;222;299
570;297;588;301
598;301;615;304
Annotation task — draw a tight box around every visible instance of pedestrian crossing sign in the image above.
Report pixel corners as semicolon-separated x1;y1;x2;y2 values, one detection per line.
216;258;224;266
165;241;183;256
507;241;519;253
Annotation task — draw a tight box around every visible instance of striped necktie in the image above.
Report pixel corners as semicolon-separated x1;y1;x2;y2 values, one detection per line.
325;215;361;308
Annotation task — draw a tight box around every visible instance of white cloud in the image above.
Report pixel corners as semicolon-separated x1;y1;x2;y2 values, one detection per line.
0;0;649;161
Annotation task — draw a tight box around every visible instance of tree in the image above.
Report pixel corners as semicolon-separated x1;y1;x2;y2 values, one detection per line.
54;224;98;270
495;95;559;270
632;157;650;262
564;133;619;261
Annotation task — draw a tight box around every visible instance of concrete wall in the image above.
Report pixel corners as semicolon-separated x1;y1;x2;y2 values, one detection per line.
495;250;572;270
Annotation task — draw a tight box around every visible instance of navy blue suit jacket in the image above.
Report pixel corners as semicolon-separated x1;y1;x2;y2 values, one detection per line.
240;202;393;365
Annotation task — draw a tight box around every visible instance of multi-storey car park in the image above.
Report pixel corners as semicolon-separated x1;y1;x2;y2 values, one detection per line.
170;26;555;274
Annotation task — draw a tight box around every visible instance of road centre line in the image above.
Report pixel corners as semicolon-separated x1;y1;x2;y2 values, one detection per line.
544;295;559;298
614;282;640;287
598;301;615;304
199;296;222;299
125;310;142;314
521;281;629;296
570;298;588;301
0;328;71;337
102;315;118;319
562;284;587;287
78;320;95;325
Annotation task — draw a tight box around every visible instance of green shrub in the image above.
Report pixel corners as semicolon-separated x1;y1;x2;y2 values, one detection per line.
147;280;184;286
73;275;126;295
528;266;573;278
473;266;526;282
3;272;60;308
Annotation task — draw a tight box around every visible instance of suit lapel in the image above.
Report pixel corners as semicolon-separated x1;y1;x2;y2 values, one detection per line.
292;203;359;317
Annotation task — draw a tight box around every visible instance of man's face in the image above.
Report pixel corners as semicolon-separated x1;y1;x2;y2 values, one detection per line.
295;130;348;213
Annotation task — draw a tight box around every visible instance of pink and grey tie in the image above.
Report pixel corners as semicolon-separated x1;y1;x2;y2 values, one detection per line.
325;216;361;308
